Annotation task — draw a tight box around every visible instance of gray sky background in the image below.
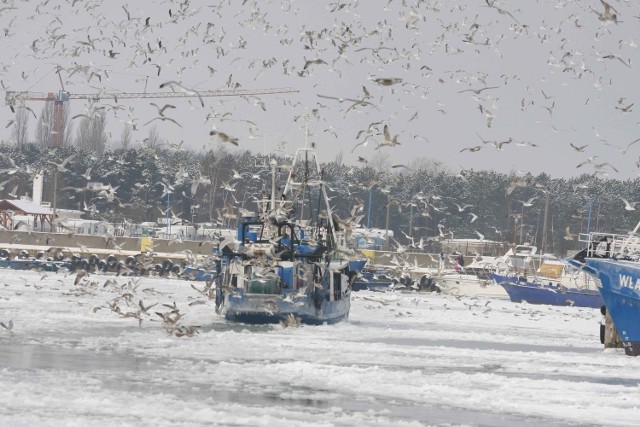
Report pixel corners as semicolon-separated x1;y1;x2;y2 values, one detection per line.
1;0;638;178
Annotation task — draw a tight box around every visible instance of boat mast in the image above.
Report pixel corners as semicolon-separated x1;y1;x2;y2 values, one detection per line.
300;127;309;222
585;199;593;249
282;144;338;249
270;157;277;215
541;192;550;256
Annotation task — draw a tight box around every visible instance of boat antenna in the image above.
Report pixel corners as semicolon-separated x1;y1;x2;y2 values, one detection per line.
270;157;278;216
315;166;325;238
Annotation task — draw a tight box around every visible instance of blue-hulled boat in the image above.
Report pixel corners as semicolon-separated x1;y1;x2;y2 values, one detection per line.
0;256;68;272
569;227;640;356
491;273;604;308
215;145;365;325
583;258;640;356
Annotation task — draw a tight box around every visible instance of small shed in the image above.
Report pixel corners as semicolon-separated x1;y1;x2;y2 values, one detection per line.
0;199;55;231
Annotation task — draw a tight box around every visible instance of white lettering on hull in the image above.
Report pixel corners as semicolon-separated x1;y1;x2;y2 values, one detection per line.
619;274;640;289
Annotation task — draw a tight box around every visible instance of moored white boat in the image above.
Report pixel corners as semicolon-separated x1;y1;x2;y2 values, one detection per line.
428;255;508;298
435;273;508;298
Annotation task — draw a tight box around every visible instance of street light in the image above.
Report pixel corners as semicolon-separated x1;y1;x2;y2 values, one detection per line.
407;192;424;239
383;195;400;251
165;190;171;237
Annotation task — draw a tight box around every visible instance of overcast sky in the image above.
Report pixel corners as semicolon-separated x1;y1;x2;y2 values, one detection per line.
1;0;638;178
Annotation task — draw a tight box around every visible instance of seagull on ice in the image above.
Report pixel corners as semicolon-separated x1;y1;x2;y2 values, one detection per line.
0;319;13;332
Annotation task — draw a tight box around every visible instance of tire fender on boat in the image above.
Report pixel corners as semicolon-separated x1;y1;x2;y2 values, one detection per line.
162;259;173;273
107;255;118;268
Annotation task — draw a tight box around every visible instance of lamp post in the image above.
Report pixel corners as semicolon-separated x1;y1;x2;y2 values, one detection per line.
384;194;390;250
407;193;423;240
165;191;171;237
519;202;525;245
383;195;400;251
366;187;373;229
52;168;58;233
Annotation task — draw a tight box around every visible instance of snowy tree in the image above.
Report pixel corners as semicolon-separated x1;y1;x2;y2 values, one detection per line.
146;126;164;148
75;110;108;154
62;103;73;146
120;124;132;150
11;106;30;146
34;101;73;147
35;101;54;147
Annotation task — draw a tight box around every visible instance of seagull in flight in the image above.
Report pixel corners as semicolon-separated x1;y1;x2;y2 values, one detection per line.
564;226;576;241
518;196;538;207
159;81;204;107
457;86;500;95
47;153;76;173
569;142;588;152
150;103;176;116
454;203;473;212
144;116;182;127
376;124;400;149
621;198;637;211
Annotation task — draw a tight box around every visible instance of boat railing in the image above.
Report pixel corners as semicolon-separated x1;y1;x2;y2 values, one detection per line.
578;230;640;260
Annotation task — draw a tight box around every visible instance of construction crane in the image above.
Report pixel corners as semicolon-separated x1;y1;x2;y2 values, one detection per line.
5;69;298;146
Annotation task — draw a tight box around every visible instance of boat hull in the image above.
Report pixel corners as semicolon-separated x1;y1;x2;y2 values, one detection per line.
585;258;640;356
0;258;67;272
222;289;350;325
491;274;604;308
351;280;391;292
352;267;393;292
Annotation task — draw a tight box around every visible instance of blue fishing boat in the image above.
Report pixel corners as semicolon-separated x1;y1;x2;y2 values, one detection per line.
582;258;640;356
215;145;365;325
569;227;640;356
0;252;68;272
491;273;604;308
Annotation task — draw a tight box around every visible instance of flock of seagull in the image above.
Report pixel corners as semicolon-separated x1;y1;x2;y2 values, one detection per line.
0;0;634;178
0;259;308;336
0;0;637;300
